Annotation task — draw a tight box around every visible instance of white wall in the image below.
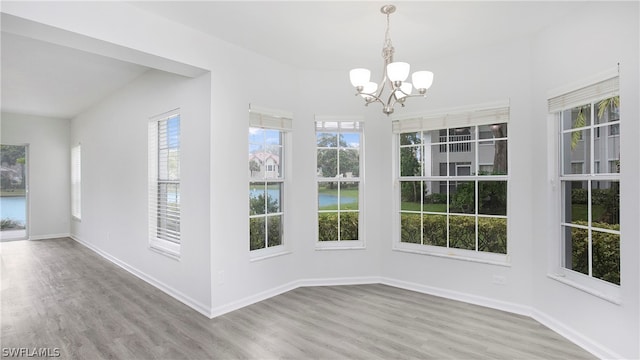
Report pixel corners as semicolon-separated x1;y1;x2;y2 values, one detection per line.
530;3;639;358
376;38;535;308
3;2;638;358
70;69;212;312
1;113;70;239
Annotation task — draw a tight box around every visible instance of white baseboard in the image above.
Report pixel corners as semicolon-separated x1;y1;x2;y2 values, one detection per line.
70;235;212;317
531;309;622;360
30;233;70;240
380;277;532;317
379;277;621;359
209;276;381;319
63;236;621;358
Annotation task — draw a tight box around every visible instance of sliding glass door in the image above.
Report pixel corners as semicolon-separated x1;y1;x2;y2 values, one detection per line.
1;144;28;240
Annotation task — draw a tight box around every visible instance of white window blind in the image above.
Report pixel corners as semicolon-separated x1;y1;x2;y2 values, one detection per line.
249;105;293;130
548;75;619;113
71;144;81;220
392;104;510;133
148;109;181;257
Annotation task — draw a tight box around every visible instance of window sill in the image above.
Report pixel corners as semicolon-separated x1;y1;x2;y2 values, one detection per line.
149;239;181;260
72;216;81;222
392;243;510;267
547;272;621;305
250;246;291;262
316;240;365;250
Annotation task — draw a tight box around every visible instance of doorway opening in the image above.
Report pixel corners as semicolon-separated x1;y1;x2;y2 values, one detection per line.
1;144;28;241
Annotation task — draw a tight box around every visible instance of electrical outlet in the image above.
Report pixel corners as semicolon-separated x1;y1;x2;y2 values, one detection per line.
217;270;225;285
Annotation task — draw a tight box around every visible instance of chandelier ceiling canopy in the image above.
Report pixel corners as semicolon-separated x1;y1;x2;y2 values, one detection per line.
349;4;434;115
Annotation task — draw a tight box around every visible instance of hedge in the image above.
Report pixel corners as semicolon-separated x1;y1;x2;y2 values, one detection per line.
400;214;507;254
318;212;358;241
568;221;620;285
249;216;282;250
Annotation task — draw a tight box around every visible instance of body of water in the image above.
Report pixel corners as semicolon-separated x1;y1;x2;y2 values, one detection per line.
318;193;357;207
0;196;26;225
250;189;356;207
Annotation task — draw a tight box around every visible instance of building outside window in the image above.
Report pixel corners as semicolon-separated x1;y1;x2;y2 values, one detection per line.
393;104;509;260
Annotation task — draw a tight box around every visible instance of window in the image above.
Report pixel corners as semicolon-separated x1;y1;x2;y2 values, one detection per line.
550;73;620;287
393;104;509;261
315;117;364;248
71;144;81;220
148;110;181;257
249;106;292;255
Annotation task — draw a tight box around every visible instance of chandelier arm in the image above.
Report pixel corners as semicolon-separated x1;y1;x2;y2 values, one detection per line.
354;91;386;106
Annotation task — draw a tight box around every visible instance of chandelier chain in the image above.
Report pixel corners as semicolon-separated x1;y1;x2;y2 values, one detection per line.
381;12;394;63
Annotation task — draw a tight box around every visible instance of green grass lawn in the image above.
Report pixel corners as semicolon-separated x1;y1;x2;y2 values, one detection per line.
0;189;26;197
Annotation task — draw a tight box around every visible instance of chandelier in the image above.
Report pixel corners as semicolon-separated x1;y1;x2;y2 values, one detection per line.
349;4;434;115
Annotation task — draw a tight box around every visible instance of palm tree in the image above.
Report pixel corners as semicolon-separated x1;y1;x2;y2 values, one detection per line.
571;96;619;150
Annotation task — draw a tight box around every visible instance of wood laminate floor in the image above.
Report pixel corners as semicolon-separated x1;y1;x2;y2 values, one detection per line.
1;238;595;359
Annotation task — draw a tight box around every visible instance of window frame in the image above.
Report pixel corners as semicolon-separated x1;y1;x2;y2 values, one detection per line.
315;116;365;250
248;105;292;260
391;102;510;265
71;144;81;221
148;109;181;259
547;69;621;301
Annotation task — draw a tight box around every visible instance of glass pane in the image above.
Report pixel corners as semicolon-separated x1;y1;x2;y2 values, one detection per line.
400;213;421;244
267;215;282;247
249;217;265;250
478;140;507;175
400;181;421;211
340;212;359;241
264;129;282;146
423;214;446;247
400;146;422;176
317;132;338;147
249;183;265;215
423;181;447;213
594;127;619;174
430;145;445;176
449;215;475;250
479;123;507;139
564;225;588;276
449;127;475;140
318;212;338;241
478;217;507;254
562;181;588;224
339;183;358;211
592;230;620;285
317;149;338;178
248;145;263;179
318;182;338;210
591;181;619;227
562;130;591;175
342;132;360;148
563;104;591;130
0;145;27;232
400;132;421;146
478;181;507;216
594;96;619;125
449;181;475;214
339;149;359;177
249;127;264;144
266;182;282;213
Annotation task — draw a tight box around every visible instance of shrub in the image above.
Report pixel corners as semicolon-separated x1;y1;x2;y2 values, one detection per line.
0;218;24;230
399;214;507;254
569;221;620;285
318;212;358;241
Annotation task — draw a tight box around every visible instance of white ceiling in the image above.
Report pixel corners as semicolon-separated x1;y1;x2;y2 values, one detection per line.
1;1;585;119
130;1;585;70
1;32;150;119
